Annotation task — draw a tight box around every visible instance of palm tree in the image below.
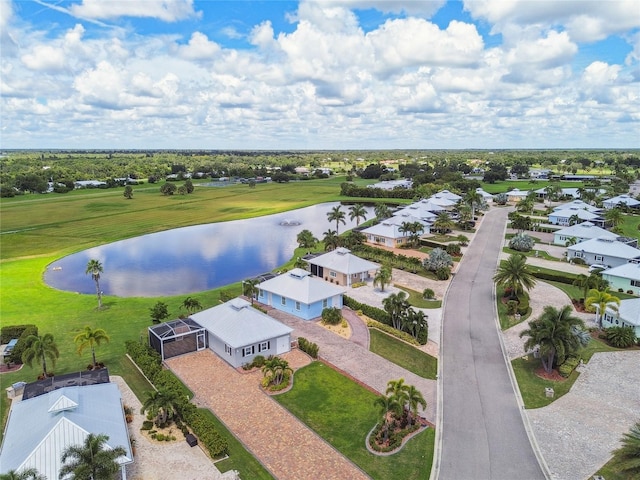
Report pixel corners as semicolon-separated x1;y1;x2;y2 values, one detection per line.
85;259;104;309
382;292;410;330
609;421;640;476
348;204;367;226
0;468;45;480
408;222;424;247
544;184;562;202
463;190;483;218
493;254;536;300
74;326;110;368
564;236;578;247
585;288;621;328
433;211;454;234
59;433;127;480
398;221;412;239
519;305;587;373
242;278;260;304
373;394;402;443
296;229;318;249
374;203;392;221
457;204;472;229
322;229;340;251
181;296;203;314
568;214;581;226
22;333;59;377
141;389;179;426
385;378;409;405
373;265;392;292
605;207;624;229
262;357;293;386
405;385;427;427
572;273;597;300
327;205;346;235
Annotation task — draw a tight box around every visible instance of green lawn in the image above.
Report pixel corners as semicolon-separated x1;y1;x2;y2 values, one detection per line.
275;362;434;480
619;213;640;238
595;456;629;480
396;285;442;308
502;247;561;261
512;338;623;409
496;286;530;330
369;329;437;380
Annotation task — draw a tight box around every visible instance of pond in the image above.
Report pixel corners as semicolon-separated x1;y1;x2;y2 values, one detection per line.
44;203;373;297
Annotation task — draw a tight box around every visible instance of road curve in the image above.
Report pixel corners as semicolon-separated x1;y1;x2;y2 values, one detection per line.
437;208;545;480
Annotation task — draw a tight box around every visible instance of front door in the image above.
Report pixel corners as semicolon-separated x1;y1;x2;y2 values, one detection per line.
196;331;206;351
276;335;289;354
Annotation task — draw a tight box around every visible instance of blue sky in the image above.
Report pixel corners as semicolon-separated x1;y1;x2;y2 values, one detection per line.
1;0;639;149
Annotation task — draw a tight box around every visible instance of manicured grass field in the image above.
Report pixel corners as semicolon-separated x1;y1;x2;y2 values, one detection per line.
275;362;434;480
396;285;442;309
512;338;622;409
369;329;437;380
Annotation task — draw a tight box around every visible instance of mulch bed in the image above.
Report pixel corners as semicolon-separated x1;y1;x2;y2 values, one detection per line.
0;363;23;374
534;367;566;382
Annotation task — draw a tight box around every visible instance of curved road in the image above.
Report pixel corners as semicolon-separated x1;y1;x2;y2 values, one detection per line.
438;208;545;480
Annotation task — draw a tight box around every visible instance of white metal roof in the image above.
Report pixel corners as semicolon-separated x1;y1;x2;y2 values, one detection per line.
190;298;292;348
552;200;601;213
553;223;617;240
258;268;345;305
567;237;640;259
602;262;640;282
603;194;640;207
549;208;601;221
307;248;380;275
361;221;407;240
606;298;640;326
0;383;133;480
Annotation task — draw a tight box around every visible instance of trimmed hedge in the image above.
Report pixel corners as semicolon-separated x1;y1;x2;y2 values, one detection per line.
1;324;35;344
298;337;319;358
558;355;581;378
531;270;578;285
344;295;391;325
367;321;420;346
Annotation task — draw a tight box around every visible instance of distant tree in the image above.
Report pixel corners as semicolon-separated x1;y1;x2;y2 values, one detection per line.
296;229;318;249
123;185;133;199
348;204;367;226
374;203;392;221
242;279;260;305
322;229;340;251
181;296;203;315
85;259;104;309
327;205;346;234
177;185;187;195
184;179;194;193
74;326;110;368
160;182;176;195
605;207;624;228
22;333;59;377
373;265;392;292
272;172;290;183
149;301;170;324
248;179;256;188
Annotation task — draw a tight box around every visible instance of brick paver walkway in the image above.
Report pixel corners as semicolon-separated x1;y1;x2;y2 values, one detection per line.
342;307;369;349
167;350;369;480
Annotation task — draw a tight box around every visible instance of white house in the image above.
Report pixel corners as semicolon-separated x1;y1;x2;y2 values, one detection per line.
475;187;494;203
505;188;529;203
396;200;445;215
258;268;345;321
602;194;640;210
306;247;380;287
548;208;604;227
431;189;463;202
0;382;133;480
601;262;640;296
603;298;640;337
554;200;601;213
567;237;640;268
553;222;617;246
367;179;413;190
362;220;420;248
189;298;293;368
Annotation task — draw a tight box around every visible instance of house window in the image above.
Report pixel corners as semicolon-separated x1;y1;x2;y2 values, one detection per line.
242;346;255;357
323;298;328;308
281;296;286;306
594;255;604;262
295;301;301;310
225;344;232;356
259;341;270;352
631;280;640;287
259;289;264;298
330;271;337;278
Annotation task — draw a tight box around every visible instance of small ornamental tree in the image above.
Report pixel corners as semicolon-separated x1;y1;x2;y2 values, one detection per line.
509;232;535;252
150;301;170;324
123;185;133;199
160;183;176;195
423;248;453;272
321;307;342;325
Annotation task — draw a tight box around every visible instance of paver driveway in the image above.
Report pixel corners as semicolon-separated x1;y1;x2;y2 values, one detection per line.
167;350;369;480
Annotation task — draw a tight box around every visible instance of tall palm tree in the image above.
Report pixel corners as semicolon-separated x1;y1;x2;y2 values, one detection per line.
405;385;427;427
85;259;104;309
74;326;110;368
322;229;340;251
519;305;587;373
141;389;179;426
544;184;562;202
327;205;346;235
398;221;412;239
408;222;425;247
59;433;127;480
348;204;367;226
181;296;203;314
374;203;392;222
382;292;410;330
572;273;597;300
373;265;392;292
296;229;318;249
493;254;537;300
0;468;44;480
568;214;581;226
22;333;59;377
585;288;621;328
373;394;402;443
609;421;640;476
433;211;454;234
604;207;624;229
463;190;483;218
243;278;260;304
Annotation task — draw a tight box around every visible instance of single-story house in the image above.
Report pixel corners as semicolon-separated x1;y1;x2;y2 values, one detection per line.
258;268;345;321
601;262;640;296
188;298;293;368
306;247;380;287
505;188;529;203
0;382;133;480
424;195;457;209
393;206;438;223
398;199;445;214
603;298;640;337
475;187;494;203
362;221;415;248
548;208;604;227
431;189;462;202
552;222;617;246
367;179;413;190
554;199;601;212
567;237;640;268
602;194;640;210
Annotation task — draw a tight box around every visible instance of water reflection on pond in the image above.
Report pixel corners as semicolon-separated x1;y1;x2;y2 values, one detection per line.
44;203;372;297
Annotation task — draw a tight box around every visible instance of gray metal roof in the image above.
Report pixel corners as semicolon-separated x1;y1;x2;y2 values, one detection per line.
149;317;204;339
258;268;345;304
606;298;640;326
568;237;640;259
190;298;292;348
0;382;133;479
307;248;380;275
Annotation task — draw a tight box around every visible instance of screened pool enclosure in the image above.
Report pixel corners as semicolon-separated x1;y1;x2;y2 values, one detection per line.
149;318;206;360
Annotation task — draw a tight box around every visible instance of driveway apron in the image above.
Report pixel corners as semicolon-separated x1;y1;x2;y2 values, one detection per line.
438;208;545;480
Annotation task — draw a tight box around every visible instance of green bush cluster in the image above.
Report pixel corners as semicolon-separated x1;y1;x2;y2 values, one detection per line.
558;355;581;378
531;271;577;285
517;295;530;316
321;307;342;325
571;257;586;265
242;355;268;370
605;326;637;348
344;296;391;325
125;340;228;458
367;322;419;346
141;420;154;430
445;243;461;256
6;324;38;364
298;337;319;358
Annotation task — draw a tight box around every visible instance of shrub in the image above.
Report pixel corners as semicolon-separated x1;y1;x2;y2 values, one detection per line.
531;271;577;285
508;233;535;252
219;289;235;302
627;290;634;295
8;324;39;364
571;257;586;265
1;324;35;344
558;355;581;378
185;410;228;458
422;288;435;300
321;307;342;325
251;355;266;368
507;300;518;315
517;295;530;316
445;243;461;256
605;326;637;348
141;421;154;430
156;433;165;441
435;267;451;280
298;337;319;358
423;248;453;271
344;296;391;325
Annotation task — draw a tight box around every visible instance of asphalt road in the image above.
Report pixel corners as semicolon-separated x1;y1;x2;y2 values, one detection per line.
438;208;545;480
